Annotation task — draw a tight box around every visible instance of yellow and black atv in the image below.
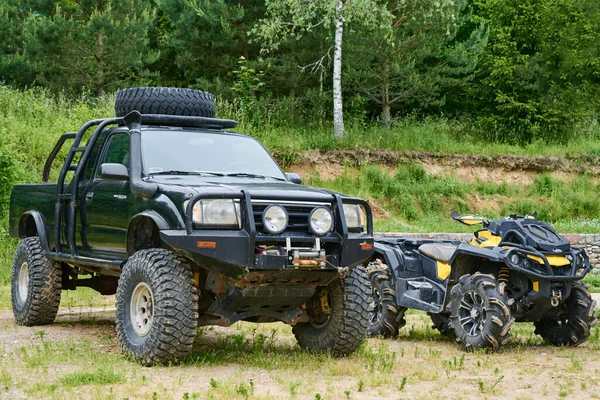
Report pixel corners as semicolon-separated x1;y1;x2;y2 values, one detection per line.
368;211;598;351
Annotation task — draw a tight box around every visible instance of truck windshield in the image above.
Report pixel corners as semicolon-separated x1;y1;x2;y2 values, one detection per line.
141;129;286;179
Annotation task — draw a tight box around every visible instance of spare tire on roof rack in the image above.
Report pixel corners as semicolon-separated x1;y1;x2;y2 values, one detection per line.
115;87;216;118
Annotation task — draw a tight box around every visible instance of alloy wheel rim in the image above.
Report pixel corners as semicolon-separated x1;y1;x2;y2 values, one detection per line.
130;282;154;336
17;262;29;304
458;290;487;336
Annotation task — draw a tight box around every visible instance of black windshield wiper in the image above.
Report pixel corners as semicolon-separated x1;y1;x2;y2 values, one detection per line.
149;170;225;177
224;172;287;181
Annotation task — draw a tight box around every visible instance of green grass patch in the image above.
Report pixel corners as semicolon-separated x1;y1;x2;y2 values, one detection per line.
60;367;124;387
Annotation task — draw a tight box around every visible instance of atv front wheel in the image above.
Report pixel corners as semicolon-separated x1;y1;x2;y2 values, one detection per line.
366;262;406;338
293;265;371;356
449;273;514;351
533;282;598;346
115;249;198;365
11;237;62;326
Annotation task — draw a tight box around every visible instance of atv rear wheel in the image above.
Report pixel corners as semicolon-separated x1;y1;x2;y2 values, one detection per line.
429;313;455;338
449;273;514;351
293;265;371;356
11;237;62;326
533;282;598;346
115;249;198;365
366;262;406;338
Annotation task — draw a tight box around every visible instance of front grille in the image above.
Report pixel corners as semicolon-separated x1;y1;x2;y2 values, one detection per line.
252;202;332;234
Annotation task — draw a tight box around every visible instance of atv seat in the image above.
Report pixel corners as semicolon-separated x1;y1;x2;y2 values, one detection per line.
418;244;457;263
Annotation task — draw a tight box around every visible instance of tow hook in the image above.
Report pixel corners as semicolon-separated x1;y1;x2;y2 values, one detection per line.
336;266;349;278
550;290;563;307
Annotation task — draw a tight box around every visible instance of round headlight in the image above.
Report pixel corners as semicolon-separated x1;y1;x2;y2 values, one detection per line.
263;205;288;234
510;254;520;265
309;207;333;235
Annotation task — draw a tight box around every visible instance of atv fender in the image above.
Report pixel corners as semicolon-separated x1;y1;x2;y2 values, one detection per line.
449;244;506;280
372;241;405;280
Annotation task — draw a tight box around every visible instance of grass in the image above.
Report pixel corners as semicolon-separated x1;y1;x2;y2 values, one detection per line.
2;311;600;399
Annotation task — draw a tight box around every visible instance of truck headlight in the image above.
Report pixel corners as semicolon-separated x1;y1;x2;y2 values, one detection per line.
343;204;365;230
183;199;241;228
263;205;288;234
309;207;333;235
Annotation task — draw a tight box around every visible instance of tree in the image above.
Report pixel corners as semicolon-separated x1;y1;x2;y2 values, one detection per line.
471;0;600;143
346;0;487;128
254;0;390;139
22;0;157;97
155;0;265;94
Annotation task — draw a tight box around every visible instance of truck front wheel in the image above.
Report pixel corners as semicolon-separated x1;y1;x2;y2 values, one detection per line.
293;265;371;356
115;249;198;366
11;237;62;326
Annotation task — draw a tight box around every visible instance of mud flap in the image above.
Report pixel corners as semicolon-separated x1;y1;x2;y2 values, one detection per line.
396;277;447;313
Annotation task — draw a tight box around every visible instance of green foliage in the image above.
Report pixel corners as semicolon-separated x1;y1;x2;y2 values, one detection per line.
0;152;15;213
472;0;600;144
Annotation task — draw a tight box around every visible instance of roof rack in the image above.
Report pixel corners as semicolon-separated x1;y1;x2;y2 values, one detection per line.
130;114;238;129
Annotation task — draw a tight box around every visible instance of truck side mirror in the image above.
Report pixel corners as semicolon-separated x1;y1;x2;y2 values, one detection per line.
285;172;302;184
99;163;129;181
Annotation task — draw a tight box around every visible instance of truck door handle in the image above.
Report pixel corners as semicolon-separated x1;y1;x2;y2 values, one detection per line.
85;192;94;200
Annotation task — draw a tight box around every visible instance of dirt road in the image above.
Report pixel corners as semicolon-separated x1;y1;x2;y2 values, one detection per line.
1;304;600;400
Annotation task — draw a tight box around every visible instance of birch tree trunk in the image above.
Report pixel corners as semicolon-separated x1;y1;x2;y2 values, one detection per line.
333;0;344;140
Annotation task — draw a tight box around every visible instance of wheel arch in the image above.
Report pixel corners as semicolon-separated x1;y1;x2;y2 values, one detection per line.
372;242;404;281
127;212;168;255
18;211;49;252
449;246;506;281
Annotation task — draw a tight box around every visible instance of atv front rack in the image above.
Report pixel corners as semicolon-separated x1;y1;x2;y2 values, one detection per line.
502;242;590;281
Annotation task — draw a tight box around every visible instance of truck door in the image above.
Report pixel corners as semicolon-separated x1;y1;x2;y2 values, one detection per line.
80;132;130;258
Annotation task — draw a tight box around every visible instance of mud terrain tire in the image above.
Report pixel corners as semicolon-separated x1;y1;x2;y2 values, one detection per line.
366;262;406;338
449;273;514;351
429;312;455;337
115;87;215;118
115;249;198;366
533;282;598;346
293;265;371;356
11;237;62;326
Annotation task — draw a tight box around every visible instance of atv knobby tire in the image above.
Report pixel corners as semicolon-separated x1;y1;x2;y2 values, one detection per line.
115;249;198;366
449;273;514;351
533;282;598;346
293;265;371;356
366;262;406;338
429;312;455;337
115;87;215;118
11;237;62;326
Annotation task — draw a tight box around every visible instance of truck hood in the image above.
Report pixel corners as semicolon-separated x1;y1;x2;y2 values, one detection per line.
150;176;342;201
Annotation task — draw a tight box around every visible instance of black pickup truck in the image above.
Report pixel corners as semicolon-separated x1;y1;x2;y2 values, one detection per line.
8;87;374;365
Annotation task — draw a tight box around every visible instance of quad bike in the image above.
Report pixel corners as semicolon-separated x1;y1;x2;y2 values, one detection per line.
368;211;598;351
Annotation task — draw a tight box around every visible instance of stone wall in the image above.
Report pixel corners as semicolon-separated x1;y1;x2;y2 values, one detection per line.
375;233;600;273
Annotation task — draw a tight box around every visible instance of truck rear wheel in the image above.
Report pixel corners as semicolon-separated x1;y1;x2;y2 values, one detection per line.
115;249;198;366
11;237;62;326
449;273;514;351
533;282;598;346
115;87;215;118
293;265;371;356
366;262;406;338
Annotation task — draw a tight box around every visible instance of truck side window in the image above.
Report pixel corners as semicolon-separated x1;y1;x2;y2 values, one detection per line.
102;133;130;169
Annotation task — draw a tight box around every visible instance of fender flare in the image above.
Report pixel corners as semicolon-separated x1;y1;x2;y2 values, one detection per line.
18;211;50;252
372;241;405;281
128;211;170;231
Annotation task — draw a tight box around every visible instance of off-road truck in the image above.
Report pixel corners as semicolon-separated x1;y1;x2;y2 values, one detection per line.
368;212;597;351
8;87;374;365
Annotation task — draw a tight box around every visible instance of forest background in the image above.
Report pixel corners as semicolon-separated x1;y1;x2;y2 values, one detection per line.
1;0;600;235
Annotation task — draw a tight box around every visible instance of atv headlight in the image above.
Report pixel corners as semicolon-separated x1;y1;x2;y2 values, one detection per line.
343;204;365;230
510;254;521;265
309;207;333;235
263;205;288;234
183;199;241;229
